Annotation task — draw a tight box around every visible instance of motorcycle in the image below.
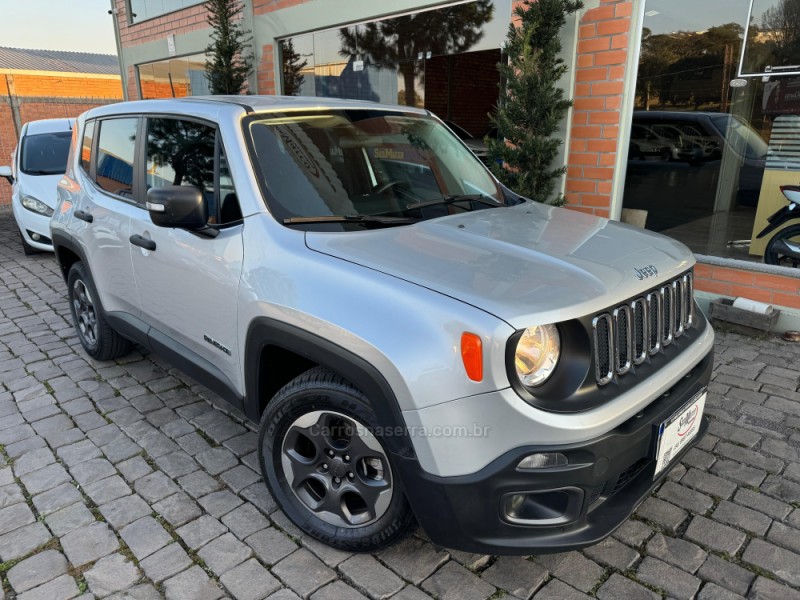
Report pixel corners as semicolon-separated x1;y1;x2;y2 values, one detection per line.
756;185;800;267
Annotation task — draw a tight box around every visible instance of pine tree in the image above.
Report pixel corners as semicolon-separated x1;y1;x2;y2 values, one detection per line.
204;0;253;95
280;39;308;96
486;0;583;204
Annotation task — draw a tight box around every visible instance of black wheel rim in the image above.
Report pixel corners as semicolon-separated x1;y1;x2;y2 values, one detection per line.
279;410;393;528
72;279;98;348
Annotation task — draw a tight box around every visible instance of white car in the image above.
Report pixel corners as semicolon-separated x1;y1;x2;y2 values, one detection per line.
0;118;74;254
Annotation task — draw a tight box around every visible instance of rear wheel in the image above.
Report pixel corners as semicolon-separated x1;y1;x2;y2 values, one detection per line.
764;224;800;268
259;367;415;551
67;261;132;360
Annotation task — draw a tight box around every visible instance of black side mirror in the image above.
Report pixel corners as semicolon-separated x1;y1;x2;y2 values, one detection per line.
146;186;207;230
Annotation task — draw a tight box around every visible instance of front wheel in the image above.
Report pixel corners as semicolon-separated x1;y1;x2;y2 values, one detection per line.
258;367;415;551
764;224;800;267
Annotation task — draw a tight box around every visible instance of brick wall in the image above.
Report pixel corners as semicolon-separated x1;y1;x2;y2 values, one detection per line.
253;0;312;15
257;44;276;95
1;74;122;99
695;264;800;310
564;0;631;218
115;0;209;48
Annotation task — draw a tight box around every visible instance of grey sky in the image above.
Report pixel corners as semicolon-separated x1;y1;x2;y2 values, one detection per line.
643;0;751;34
2;0;118;55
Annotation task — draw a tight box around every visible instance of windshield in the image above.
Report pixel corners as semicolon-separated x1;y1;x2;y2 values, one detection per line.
20;131;72;175
246;110;504;229
710;115;768;160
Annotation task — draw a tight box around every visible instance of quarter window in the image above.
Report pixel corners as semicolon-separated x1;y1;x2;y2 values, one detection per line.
95;118;138;199
80;121;95;174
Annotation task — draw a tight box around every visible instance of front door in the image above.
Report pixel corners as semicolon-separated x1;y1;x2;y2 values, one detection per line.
128;116;244;395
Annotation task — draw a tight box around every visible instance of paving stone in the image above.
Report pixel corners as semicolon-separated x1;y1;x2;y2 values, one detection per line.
154;451;197;479
742;539;800;587
44;428;85;449
697;554;754;596
221;503;270;540
198;532;252;576
534;579;590;600
145;407;179;428
139;431;180;458
163;565;224;600
177;470;222;498
657;480;715;514
749;575;800;600
0;521;50;562
31;414;73;437
20;462;71;494
134;471;180;503
199;489;243;518
117;456;152;483
338;554;405;599
57;439;101;467
160;418;194;438
0;424;35;446
732;487;792;521
637;556;702;599
45;502;94;537
120;516;173;561
712;500;772;536
645;532;707;574
715;442;784;473
32;482;82;516
447;550;490;571
711;459;767;487
583;536;639;570
302;536;353;569
0;467;11;488
219;558;281;600
175;432;212;456
12;447;55;476
153;491;201;527
139;542;193;583
220;465;260;493
551;551;606;593
272;549;337;598
223;432;258;457
84;474;132;505
241;481;278;514
245;527;298;566
685;516;748;555
70;458;116;486
7;549;68;593
596;573;659;600
16;573;79;600
479;555;546;599
0;502;35;535
0;483;25;510
697;582;746;600
87;424;124;447
61;522;120;566
99;494;152;529
681;468;738;500
378;537;449;585
196;447;238;476
177;515;226;550
635;497;688;534
84;553;141;598
310;582;367;600
6;434;50;460
421;561;495;600
761;475;800;504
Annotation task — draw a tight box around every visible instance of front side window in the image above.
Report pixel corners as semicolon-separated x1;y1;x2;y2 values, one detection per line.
95;118;138;199
145;117;216;219
80;121;95;173
246;110;503;229
20;131;72;176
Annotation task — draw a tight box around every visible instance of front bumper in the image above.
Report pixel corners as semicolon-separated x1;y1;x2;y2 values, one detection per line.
12;201;54;251
395;347;713;554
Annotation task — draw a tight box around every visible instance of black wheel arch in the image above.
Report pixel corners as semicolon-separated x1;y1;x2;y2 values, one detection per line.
52;229;87;282
244;317;415;459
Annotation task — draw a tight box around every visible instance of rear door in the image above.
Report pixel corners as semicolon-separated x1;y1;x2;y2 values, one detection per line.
128;116;244;395
72;117;142;317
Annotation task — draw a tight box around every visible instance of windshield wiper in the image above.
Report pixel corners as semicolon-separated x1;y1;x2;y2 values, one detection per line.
404;194;503;211
283;215;418;227
24;169;62;176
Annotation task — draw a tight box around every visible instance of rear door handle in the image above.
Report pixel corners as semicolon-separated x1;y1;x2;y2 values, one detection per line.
129;234;156;251
74;210;93;223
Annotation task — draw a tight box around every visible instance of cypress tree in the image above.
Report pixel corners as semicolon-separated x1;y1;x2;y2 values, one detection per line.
204;0;253;95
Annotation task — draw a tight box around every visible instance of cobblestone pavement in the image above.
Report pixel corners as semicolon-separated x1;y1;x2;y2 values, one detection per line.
0;212;799;600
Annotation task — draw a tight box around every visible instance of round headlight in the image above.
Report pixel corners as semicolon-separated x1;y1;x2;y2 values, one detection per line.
514;324;560;387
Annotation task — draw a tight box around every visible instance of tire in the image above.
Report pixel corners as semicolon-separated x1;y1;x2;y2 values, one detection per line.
259;367;415;552
67;261;132;360
20;232;37;256
764;224;800;267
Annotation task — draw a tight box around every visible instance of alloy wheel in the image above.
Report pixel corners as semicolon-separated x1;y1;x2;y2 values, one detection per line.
72;279;98;347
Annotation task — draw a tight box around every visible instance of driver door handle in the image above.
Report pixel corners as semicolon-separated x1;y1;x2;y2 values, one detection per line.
74;210;93;223
129;234;156;251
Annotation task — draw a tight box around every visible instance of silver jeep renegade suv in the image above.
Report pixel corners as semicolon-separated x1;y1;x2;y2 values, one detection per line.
51;96;714;554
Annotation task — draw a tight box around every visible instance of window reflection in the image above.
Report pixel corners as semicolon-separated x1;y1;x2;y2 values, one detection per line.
129;0;203;24
138;53;209;99
741;0;800;76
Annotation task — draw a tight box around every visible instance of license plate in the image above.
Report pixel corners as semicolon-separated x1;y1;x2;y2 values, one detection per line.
654;390;706;478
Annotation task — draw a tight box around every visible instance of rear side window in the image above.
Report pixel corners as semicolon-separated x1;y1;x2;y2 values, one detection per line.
96;118;138;199
80;121;95;173
146;118;216;217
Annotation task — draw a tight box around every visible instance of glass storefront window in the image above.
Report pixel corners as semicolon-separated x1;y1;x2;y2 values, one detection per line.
741;0;800;77
129;0;203;24
623;0;800;271
279;1;509;151
138;53;209;99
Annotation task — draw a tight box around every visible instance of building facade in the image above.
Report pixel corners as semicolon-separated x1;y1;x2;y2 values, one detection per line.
0;47;123;207
113;0;800;317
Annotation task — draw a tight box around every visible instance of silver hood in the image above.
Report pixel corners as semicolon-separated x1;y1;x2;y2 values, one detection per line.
305;202;695;329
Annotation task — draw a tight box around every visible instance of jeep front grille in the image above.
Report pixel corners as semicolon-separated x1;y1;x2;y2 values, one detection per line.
593;272;694;386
